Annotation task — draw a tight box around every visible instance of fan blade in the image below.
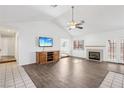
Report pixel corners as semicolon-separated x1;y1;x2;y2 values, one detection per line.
81;20;85;23
76;23;82;25
76;21;84;26
76;26;83;29
77;20;85;25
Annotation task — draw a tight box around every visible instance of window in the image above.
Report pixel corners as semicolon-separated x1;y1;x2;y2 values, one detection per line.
120;40;124;63
108;40;117;61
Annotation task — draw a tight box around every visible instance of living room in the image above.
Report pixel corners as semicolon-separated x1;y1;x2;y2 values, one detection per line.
0;2;124;91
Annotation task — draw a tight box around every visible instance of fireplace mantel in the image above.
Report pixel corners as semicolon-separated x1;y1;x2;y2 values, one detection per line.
85;45;106;47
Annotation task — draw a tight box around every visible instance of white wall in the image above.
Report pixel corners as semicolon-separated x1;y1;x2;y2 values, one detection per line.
72;30;124;63
15;33;19;62
1;36;15;56
13;21;72;65
0;34;1;59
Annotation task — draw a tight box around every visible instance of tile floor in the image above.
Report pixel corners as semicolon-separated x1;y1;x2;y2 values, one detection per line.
99;71;124;88
0;62;36;88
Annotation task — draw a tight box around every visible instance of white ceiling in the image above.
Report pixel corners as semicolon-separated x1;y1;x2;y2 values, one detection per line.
0;5;124;36
32;5;70;18
56;5;124;36
0;5;54;24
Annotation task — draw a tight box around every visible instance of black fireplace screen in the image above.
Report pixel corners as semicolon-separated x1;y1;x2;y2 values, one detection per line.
89;52;100;60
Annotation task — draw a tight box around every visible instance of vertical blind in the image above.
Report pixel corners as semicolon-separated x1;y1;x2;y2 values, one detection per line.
120;40;124;63
108;40;124;63
108;40;116;62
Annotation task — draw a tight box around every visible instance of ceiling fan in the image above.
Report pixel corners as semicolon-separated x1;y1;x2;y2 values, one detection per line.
68;6;85;30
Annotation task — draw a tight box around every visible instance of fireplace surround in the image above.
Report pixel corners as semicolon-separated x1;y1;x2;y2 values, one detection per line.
86;49;103;62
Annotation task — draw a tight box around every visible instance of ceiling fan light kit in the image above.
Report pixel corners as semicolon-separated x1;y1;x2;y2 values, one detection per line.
69;21;77;29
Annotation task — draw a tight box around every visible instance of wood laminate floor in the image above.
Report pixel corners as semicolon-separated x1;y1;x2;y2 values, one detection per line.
23;57;124;88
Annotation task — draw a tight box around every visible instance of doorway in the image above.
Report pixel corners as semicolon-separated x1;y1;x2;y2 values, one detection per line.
0;30;17;63
60;39;71;58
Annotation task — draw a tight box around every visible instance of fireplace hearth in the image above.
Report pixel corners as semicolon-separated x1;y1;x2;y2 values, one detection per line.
89;51;100;60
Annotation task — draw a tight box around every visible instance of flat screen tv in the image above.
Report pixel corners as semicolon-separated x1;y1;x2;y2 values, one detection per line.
39;37;53;47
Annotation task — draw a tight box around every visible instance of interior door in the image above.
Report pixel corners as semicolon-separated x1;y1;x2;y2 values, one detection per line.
60;39;71;58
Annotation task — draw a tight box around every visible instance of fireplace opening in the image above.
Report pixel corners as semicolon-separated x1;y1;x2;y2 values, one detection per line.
89;51;100;60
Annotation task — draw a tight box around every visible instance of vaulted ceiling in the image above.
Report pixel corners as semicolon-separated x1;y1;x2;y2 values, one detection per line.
0;5;124;37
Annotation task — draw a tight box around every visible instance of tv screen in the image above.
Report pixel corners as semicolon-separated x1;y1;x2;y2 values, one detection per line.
39;37;53;47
